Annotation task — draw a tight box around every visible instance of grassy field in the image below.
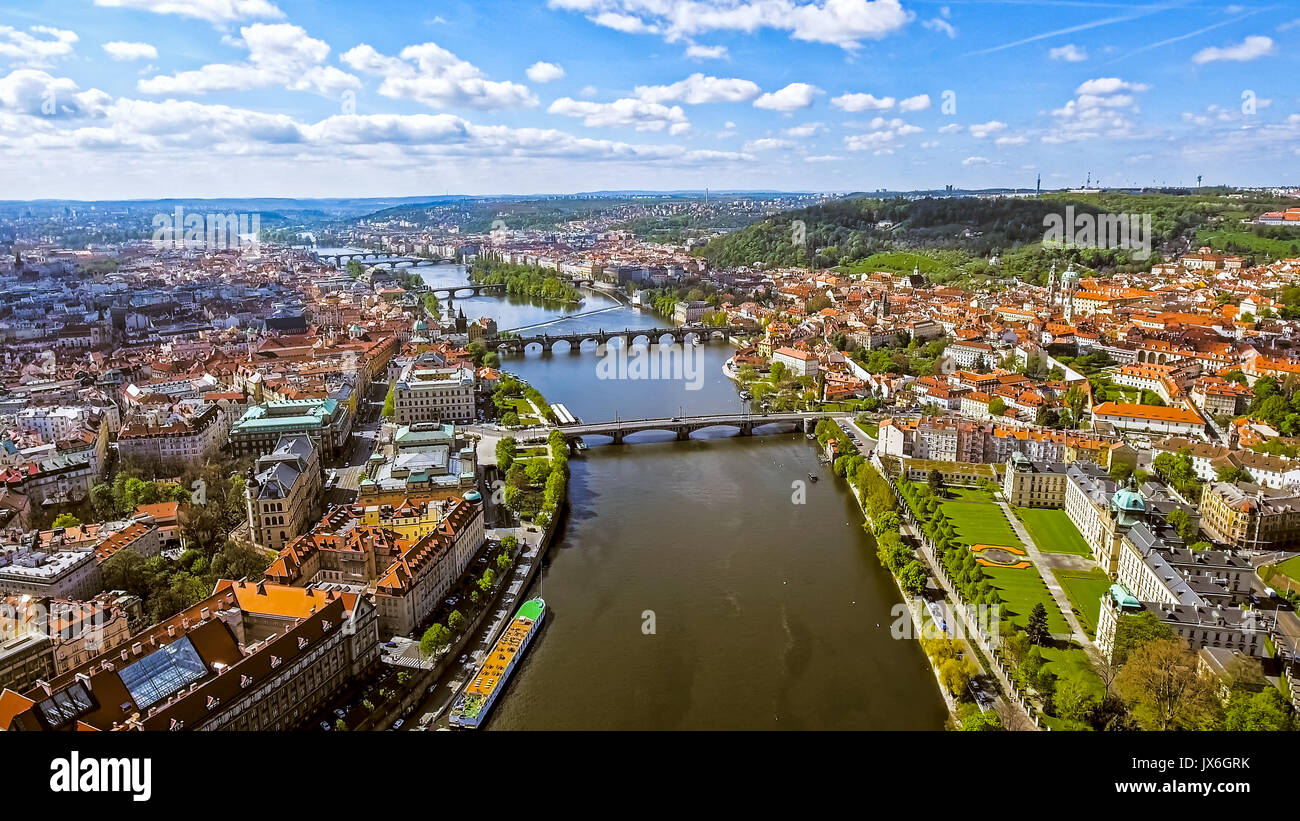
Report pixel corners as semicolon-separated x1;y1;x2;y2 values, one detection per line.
1039;645;1106;730
940;498;1022;548
1015;507;1092;556
1052;568;1113;637
1271;555;1300;589
1195;227;1300;260
984;565;1068;634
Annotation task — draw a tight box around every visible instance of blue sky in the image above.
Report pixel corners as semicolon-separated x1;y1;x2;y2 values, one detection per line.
1;0;1298;198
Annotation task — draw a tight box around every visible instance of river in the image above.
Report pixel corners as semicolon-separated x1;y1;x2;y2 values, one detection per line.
419;263;948;730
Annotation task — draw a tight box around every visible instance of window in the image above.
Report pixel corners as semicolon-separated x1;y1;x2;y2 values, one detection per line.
119;636;208;710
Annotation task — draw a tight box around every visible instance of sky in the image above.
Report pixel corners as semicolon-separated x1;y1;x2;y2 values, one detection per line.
0;0;1298;199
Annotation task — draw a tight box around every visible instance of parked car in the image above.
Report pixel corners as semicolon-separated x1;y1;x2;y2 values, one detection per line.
390;718;404;731
319;721;331;731
333;708;346;719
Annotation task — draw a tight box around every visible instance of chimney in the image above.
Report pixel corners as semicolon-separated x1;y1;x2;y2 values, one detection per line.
131;642;143;655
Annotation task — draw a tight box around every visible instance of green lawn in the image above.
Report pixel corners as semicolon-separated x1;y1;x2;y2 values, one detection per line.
940;498;1022;548
1039;645;1105;730
1052;568;1113;637
984;565;1068;635
1015;507;1092;556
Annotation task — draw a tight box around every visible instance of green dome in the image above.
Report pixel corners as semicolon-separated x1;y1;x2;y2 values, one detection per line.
1111;483;1145;525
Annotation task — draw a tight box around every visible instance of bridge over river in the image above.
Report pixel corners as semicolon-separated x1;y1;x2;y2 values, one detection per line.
510;410;844;445
490;325;742;354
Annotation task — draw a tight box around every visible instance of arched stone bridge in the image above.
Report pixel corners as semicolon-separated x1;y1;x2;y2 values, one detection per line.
417;283;508;299
491;325;740;354
514;411;842;445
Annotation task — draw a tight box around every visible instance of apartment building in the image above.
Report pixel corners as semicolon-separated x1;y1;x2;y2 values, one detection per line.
116;402;231;466
245;435;321;552
1097;583;1274;664
1091;402;1205;437
264;496;485;636
1199;481;1300;551
771;346;819;379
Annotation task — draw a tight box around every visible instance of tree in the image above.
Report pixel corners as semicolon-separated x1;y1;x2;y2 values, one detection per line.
495;437;517;470
420;623;451;658
1224;688;1291;731
899;560;927;595
51;513;80;529
769;360;787;383
987;397;1007;417
1112;611;1175;664
381;383;395;418
447;609;465;634
926;469;943;495
938;656;977;695
1025;602;1050;646
1165;508;1195;543
1115;639;1222;730
1055;674;1102;724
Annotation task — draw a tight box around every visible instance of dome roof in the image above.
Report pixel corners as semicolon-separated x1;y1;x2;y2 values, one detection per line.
413;318;428;331
1111;487;1144;513
1061;264;1081;283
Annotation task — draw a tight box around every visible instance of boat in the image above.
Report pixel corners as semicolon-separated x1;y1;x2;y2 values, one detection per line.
448;597;546;729
574;439;589;452
808;473;819;482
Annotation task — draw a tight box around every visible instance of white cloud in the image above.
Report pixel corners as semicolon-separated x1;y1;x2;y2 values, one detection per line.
1192;35;1275;64
343;41;537;110
898;94;930;112
0;69;111;118
635;73;760;104
93;0;284;24
804;154;840;162
937;123;961;134
554;0;913;51
753;82;821;112
743;137;794;151
140;23;358;97
1049;44;1087;62
843;117;920;150
102;41;158;61
922;18;957;38
549;96;690;133
0;26;78;67
782;122;824;137
685;43;728;59
1075;77;1148;95
526;61;566;83
831;92;893;112
995;135;1027;146
962;155;992;166
968;120;1006;138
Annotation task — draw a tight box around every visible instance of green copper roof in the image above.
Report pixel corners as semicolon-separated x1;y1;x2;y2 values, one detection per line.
1108;583;1140;609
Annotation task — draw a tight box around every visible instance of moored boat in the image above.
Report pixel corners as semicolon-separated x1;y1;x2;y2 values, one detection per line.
448;597;546;729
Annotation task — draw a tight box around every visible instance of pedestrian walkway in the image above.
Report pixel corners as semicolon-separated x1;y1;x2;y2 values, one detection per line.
995;500;1101;663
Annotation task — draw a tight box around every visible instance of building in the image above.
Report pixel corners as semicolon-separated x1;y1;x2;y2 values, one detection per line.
1090;402;1204;437
116;402;231;466
393;362;476;426
1;579;380;731
245;435;322;552
1097;583;1274;664
673;300;710;324
946;340;994;369
228;398;350;460
0;542;102;600
1198;481;1300;551
1001;454;1068;508
771;346;819;379
264;496;485;636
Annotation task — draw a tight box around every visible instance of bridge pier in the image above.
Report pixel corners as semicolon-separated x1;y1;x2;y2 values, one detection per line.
739;422;753;436
610;431;624;445
675;427;690;441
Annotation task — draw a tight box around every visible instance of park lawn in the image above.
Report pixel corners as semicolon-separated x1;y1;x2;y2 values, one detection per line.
947;487;996;503
940;498;1022;548
1039;645;1105;730
984;564;1068;635
1274;555;1300;586
1052;568;1113;637
1015;507;1091;556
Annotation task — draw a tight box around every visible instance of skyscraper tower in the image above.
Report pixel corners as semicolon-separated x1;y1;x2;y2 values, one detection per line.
1036;174;1041;196
1046;261;1057;308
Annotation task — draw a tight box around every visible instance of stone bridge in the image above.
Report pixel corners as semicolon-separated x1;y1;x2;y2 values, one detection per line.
491;325;741;354
315;251;451;267
516;411;841;445
417;282;508;299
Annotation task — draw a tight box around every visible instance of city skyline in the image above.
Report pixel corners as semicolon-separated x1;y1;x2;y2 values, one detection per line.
0;0;1298;199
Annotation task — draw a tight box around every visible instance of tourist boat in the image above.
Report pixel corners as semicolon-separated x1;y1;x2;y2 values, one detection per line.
448;598;546;729
807;473;818;482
